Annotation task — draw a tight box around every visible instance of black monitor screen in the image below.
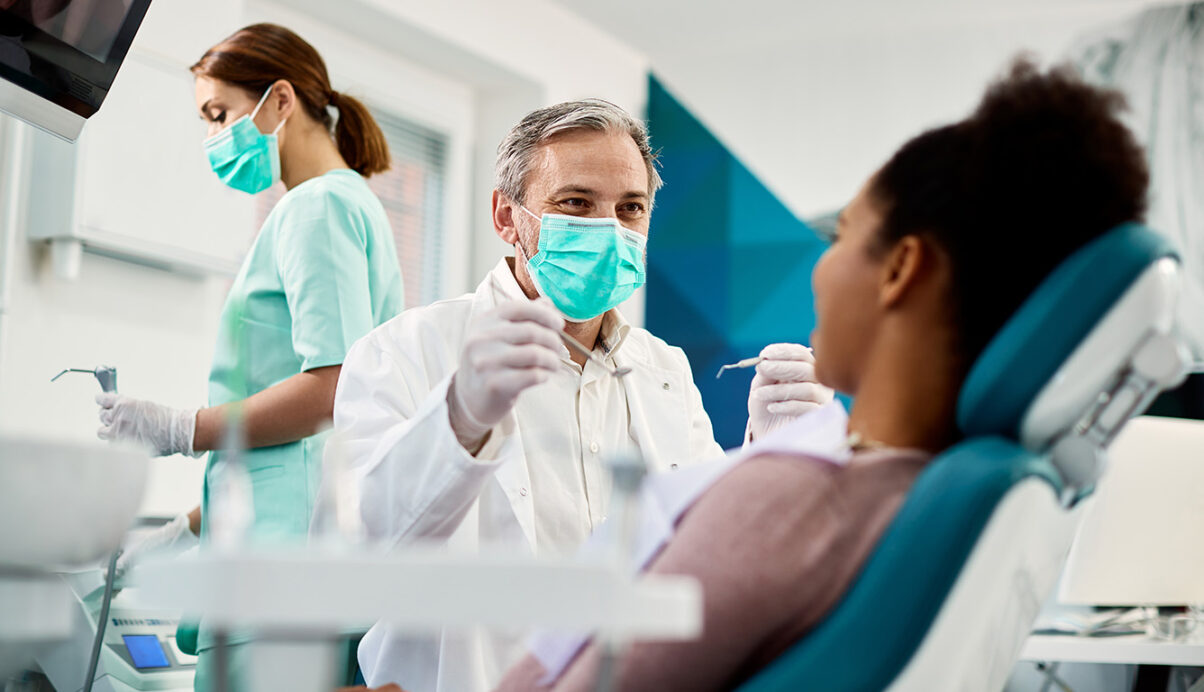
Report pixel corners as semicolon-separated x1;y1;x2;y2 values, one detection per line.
0;0;153;117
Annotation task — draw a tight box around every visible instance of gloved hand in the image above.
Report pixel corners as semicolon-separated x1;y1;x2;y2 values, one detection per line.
448;298;564;451
96;393;199;457
748;343;835;440
112;513;198;580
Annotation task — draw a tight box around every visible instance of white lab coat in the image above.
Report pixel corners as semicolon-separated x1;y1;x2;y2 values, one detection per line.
323;259;724;692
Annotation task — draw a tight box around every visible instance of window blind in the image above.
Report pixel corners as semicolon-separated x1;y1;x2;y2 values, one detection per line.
255;104;449;309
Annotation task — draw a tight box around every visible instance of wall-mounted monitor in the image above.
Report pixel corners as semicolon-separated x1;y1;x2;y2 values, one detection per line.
0;0;153;141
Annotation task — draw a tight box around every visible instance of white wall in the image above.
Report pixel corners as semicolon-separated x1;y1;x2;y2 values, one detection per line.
663;6;1155;218
0;0;649;516
558;0;1157;219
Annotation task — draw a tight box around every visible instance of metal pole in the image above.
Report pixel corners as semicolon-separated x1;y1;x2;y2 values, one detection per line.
593;454;647;692
214;629;230;692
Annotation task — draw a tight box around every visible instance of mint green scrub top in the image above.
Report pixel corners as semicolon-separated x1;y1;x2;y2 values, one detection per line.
186;170;401;686
201;168;403;544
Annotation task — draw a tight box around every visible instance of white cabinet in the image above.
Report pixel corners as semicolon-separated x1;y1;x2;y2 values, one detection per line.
26;48;254;277
25;0;252;278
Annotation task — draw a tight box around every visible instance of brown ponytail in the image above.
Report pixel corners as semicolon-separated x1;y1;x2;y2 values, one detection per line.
328;90;390;177
192;23;391;178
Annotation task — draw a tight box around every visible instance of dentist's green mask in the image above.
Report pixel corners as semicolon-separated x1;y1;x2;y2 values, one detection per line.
518;206;647;322
203;87;285;195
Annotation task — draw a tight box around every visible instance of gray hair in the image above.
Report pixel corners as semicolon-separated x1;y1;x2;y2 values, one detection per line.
495;98;663;206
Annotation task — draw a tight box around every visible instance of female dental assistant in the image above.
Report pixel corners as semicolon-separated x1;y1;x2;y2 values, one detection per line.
95;22;404;690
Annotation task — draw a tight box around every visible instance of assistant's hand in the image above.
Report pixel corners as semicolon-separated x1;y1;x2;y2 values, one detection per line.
748;343;834;440
97;393;199;457
111;512;198;580
447;298;564;452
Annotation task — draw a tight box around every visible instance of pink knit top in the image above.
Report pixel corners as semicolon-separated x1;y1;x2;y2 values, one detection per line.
495;447;931;692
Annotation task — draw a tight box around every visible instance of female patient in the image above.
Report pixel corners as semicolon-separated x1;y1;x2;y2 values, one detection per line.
359;59;1150;692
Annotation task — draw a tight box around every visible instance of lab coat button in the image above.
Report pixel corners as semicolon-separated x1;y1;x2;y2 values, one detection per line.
589;441;599;453
662;382;670;390
670;463;678;470
519;487;528;497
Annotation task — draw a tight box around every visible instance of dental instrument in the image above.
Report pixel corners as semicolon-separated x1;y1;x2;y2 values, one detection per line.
715;357;763;378
716;346;817;378
559;330;631;378
51;365;118;392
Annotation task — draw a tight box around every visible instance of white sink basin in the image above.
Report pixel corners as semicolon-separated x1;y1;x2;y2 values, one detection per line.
0;436;149;569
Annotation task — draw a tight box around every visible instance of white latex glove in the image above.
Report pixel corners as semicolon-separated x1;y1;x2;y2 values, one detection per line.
96;393;199;457
748;343;835;440
112;513;198;580
447;298;564;451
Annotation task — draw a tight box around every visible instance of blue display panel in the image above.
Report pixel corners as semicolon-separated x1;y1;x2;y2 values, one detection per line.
122;634;170;669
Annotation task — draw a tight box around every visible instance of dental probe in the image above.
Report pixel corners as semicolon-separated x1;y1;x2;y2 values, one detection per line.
715;357;763;378
716;347;816;379
559;330;632;379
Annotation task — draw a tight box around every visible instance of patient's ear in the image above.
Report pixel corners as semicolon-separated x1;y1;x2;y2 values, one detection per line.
878;235;929;309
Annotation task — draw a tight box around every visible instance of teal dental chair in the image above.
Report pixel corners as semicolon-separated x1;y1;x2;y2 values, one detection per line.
737;224;1191;692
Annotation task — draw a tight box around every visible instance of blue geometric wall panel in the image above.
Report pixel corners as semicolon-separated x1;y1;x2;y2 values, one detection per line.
646;74;830;448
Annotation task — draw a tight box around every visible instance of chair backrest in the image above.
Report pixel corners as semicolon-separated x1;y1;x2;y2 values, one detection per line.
737;224;1184;692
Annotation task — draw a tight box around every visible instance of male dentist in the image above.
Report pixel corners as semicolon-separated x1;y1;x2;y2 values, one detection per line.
324;99;832;692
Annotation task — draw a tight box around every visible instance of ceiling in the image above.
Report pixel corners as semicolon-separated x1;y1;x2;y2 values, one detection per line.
551;0;1156;59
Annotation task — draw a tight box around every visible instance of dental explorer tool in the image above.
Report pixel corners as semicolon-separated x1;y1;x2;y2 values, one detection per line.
716;346;816;379
558;331;632;379
715;357;763;378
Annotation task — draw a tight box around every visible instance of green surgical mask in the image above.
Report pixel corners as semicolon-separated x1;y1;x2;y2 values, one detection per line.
203;87;285;195
518;207;647;322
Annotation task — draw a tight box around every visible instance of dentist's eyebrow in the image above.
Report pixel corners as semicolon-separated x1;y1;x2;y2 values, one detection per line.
549;185;596;196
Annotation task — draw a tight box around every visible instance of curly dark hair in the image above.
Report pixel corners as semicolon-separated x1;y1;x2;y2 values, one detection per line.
870;58;1149;370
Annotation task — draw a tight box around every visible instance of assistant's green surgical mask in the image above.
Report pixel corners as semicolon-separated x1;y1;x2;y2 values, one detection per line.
203;87;286;195
517;206;647;322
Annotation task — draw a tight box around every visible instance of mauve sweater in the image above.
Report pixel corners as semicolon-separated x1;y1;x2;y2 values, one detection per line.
494;447;931;692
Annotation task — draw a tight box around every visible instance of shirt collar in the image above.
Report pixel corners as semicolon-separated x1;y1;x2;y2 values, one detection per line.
597;309;632;358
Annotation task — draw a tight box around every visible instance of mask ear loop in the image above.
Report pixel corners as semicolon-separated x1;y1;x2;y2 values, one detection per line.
514;205;542;264
251;85;288;136
512;205;554;304
249;86;274;119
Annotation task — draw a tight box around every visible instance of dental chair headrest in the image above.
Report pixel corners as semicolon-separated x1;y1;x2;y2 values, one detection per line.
957;223;1183;473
